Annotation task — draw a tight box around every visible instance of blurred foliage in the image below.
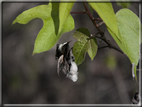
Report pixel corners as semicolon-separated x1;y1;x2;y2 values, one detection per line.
105;52;117;71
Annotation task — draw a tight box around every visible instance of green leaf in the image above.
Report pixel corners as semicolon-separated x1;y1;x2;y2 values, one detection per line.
13;4;52;25
116;9;140;80
59;2;74;35
13;3;75;54
87;36;98;60
88;2;121;41
73;41;89;65
73;28;98;65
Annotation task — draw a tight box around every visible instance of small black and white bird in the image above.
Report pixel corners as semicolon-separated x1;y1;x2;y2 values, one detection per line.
55;41;78;82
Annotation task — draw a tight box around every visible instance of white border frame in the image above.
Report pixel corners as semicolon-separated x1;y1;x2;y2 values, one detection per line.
1;0;141;106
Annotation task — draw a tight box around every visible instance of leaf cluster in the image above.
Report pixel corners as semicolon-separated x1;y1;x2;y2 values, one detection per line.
13;1;140;80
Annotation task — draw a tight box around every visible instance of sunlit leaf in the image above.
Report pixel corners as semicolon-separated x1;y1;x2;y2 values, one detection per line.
13;3;75;54
59;2;74;35
116;9;140;80
88;2;140;80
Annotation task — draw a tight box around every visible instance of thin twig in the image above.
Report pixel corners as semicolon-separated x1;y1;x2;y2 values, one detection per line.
83;3;104;35
83;3;94;20
97;21;104;26
87;32;99;40
93;18;103;21
95;36;124;54
70;12;86;14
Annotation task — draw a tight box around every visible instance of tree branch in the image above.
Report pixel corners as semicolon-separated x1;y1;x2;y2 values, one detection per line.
96;36;124;54
83;3;104;35
83;2;124;54
70;12;86;14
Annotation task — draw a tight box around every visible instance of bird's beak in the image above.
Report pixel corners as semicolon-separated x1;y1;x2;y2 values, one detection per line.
67;40;72;44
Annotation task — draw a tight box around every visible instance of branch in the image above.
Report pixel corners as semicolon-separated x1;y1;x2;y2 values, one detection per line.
94;18;103;21
70;12;86;14
96;35;124;54
83;3;104;35
87;32;99;40
83;3;124;54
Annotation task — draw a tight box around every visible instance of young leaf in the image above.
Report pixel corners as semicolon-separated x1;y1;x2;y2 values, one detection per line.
116;9;140;80
73;28;98;65
13;3;75;54
87;37;98;60
88;2;121;41
73;41;89;65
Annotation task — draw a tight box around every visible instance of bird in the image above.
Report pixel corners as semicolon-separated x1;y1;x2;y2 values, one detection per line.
55;41;78;82
55;41;70;60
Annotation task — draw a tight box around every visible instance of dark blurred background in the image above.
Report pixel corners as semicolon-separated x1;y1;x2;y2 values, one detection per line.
2;2;141;104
